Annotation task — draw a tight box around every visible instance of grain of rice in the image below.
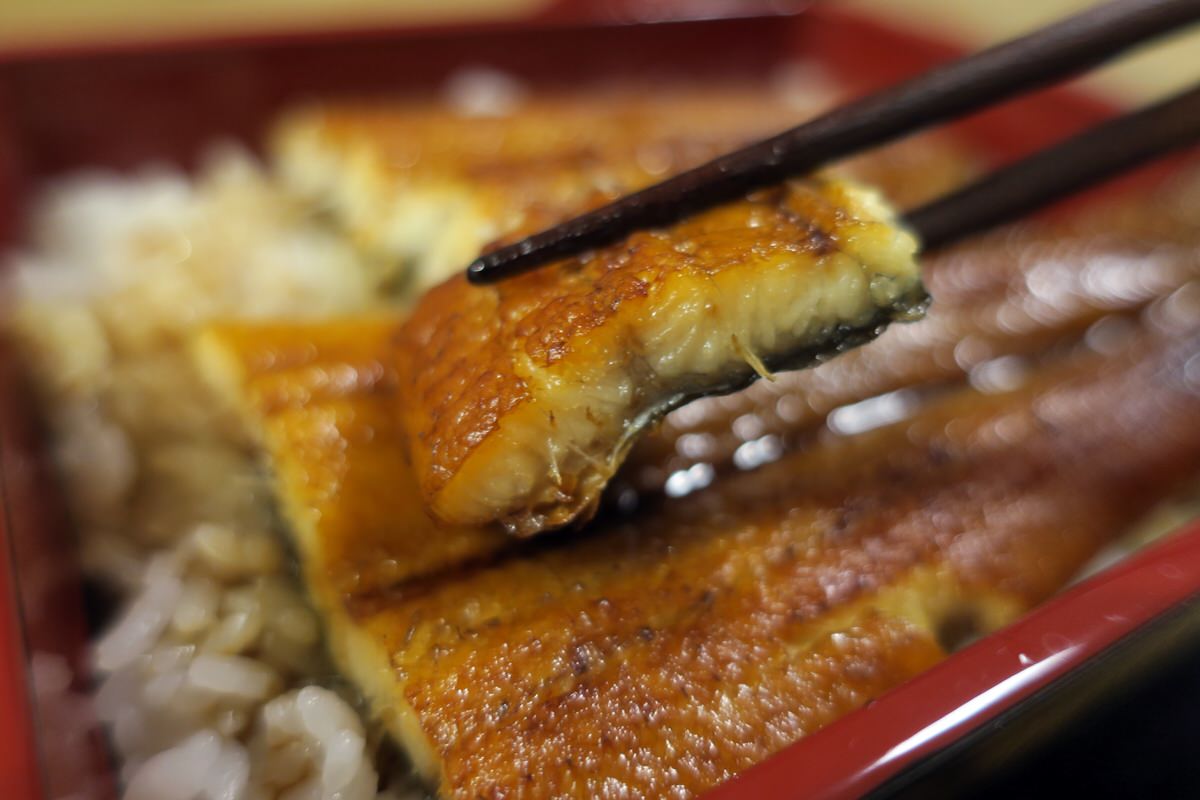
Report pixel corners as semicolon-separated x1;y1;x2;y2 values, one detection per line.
124;730;231;800
189;655;281;702
201;610;265;655
94;554;183;672
173;576;222;637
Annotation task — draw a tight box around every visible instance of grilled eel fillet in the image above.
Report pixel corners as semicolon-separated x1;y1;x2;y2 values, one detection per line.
272;89;976;295
396;177;925;535
199;310;1200;799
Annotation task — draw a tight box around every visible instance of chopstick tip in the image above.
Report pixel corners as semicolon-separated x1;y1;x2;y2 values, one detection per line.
466;255;496;285
469;241;539;283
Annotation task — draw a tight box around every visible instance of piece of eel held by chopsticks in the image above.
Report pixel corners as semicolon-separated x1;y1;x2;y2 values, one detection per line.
396;177;924;536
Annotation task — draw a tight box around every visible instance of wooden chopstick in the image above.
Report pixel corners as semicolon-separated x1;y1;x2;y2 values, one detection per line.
908;82;1200;251
467;0;1200;284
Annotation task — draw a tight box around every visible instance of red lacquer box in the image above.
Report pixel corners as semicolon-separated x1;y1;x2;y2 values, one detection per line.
1;4;1197;798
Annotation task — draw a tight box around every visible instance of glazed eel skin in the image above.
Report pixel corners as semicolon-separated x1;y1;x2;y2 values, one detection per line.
395;177;925;536
199;307;1200;798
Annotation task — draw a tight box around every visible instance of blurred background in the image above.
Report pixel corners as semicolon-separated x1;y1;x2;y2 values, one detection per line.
1;0;1197;103
847;0;1199;101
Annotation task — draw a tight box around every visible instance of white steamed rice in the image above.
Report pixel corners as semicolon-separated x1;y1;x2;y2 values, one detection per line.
6;145;420;800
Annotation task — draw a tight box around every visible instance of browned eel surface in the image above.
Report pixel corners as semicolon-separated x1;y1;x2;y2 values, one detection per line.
200;300;1200;797
198;317;511;597
395;177;925;536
